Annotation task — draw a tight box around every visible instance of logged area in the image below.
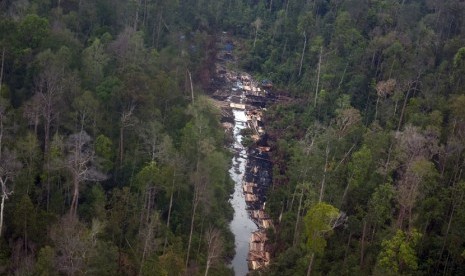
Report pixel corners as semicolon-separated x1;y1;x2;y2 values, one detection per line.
1;1;465;276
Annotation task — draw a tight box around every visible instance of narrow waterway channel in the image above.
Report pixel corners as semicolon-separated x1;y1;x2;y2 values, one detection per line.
229;109;258;276
213;35;273;275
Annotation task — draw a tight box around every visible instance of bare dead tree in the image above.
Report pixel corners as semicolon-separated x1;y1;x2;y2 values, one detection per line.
34;61;65;211
298;31;307;77
314;46;323;108
35;64;64;156
335;108;362;139
0;150;22;236
138;213;160;276
0;99;7;162
51;215;91;275
161;141;186;253
394;126;439;229
23;94;42;136
319;142;330;203
374;79;396;120
139;121;164;161
252;18;262;49
119;103;137;167
185;168;207;270
204;227;222;276
0;48;4;98
66;131;107;217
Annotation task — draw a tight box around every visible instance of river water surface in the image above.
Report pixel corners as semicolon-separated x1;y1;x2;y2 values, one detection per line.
229;109;257;276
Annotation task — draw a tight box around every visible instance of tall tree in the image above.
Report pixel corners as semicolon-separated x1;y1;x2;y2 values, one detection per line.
304;202;345;276
65;131;107;217
0;149;21;236
204;226;223;276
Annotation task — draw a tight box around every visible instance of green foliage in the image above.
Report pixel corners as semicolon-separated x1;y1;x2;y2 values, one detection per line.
96;76;121;102
81;184;107;222
368;183;395;227
82;38;109;87
16;14;49;49
156;249;185;276
304;202;340;256
35;246;56;276
375;229;422;275
134;161;163;192
94;134;114;172
347;145;372;190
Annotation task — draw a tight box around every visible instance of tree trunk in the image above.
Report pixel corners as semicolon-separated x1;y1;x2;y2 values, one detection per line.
44;112;51;158
298;32;307;77
397;83;412;131
70;177;79;217
285;0;290;17
139;216;154;276
374;95;380;121
314;46;323;108
437;188;464;271
281;38;288;60
337;63;348;92
253;27;258;49
44;102;52;211
0;115;3;162
0;194;5;237
306;253;315;276
134;0;141;31
163;171;176;253
204;260;211;276
155;11;163;48
341;177;351;206
143;0;148;28
360;219;367;268
185;200;197;271
187;69;194;105
343;232;352;270
319;142;329;202
0;177;12;238
119;126;124;167
383;142;394;180
0;48;4;98
293;187;304;246
186;157;201;271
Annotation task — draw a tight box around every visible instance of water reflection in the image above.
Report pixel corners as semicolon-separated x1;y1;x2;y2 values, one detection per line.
229;109;257;276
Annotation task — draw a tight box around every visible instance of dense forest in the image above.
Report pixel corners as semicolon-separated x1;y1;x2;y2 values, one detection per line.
1;0;465;275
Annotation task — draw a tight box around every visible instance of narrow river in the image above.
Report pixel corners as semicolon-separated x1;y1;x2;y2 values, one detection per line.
229;109;257;276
